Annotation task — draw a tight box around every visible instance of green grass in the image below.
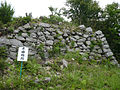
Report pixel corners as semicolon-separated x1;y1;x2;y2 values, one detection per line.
0;53;120;90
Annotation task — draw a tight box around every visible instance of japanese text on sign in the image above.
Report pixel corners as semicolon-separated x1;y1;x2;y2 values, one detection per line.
17;47;29;61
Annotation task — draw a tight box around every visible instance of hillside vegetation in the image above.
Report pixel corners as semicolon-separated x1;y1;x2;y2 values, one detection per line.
0;52;120;89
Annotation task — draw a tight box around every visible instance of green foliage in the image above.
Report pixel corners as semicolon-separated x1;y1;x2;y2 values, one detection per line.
101;3;120;62
7;26;14;33
59;51;87;64
0;58;8;74
49;15;64;24
70;41;75;48
37;44;45;59
0;54;120;89
0;59;45;89
0;1;14;24
0;21;4;28
48;6;62;16
40;6;64;24
64;1;120;62
64;0;101;26
48;6;57;16
7;16;31;29
0;46;7;59
49;41;66;57
90;40;102;51
40;15;64;24
0;46;8;73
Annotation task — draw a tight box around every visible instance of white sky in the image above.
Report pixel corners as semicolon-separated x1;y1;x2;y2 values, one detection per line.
1;0;120;18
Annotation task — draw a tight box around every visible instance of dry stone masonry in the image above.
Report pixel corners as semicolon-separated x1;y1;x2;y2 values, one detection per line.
0;22;119;66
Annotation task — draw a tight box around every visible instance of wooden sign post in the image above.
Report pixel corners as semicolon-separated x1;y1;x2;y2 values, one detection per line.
17;47;29;79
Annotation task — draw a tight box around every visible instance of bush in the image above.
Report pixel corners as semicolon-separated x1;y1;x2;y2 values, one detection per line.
40;15;64;24
37;44;45;60
0;1;14;24
0;21;4;28
48;41;66;58
0;46;8;73
6;16;31;29
49;15;64;24
0;46;7;59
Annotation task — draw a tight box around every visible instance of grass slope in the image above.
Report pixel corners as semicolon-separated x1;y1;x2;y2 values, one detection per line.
0;52;120;90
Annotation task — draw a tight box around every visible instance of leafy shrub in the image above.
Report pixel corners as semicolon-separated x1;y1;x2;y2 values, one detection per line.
0;46;8;73
49;15;64;24
49;41;66;57
90;40;102;51
40;15;64;24
5;16;31;29
0;1;14;24
7;26;14;33
70;41;75;48
59;51;84;64
0;46;7;59
0;21;4;28
40;6;64;24
37;44;45;59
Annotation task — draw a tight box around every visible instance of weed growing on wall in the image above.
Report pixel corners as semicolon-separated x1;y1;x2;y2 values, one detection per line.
0;46;7;59
49;41;66;58
37;44;45;59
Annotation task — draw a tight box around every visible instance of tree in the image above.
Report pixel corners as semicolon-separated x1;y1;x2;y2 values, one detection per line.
64;0;101;27
101;3;120;62
0;1;14;24
47;6;64;24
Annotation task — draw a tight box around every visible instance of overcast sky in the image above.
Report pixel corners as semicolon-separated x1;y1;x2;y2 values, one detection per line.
1;0;120;18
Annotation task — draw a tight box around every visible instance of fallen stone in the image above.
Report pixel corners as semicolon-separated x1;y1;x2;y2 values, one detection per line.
6;57;13;64
44;77;51;82
62;59;68;67
34;79;40;83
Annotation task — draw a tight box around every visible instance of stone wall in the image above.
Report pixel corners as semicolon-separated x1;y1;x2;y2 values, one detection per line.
0;22;118;65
